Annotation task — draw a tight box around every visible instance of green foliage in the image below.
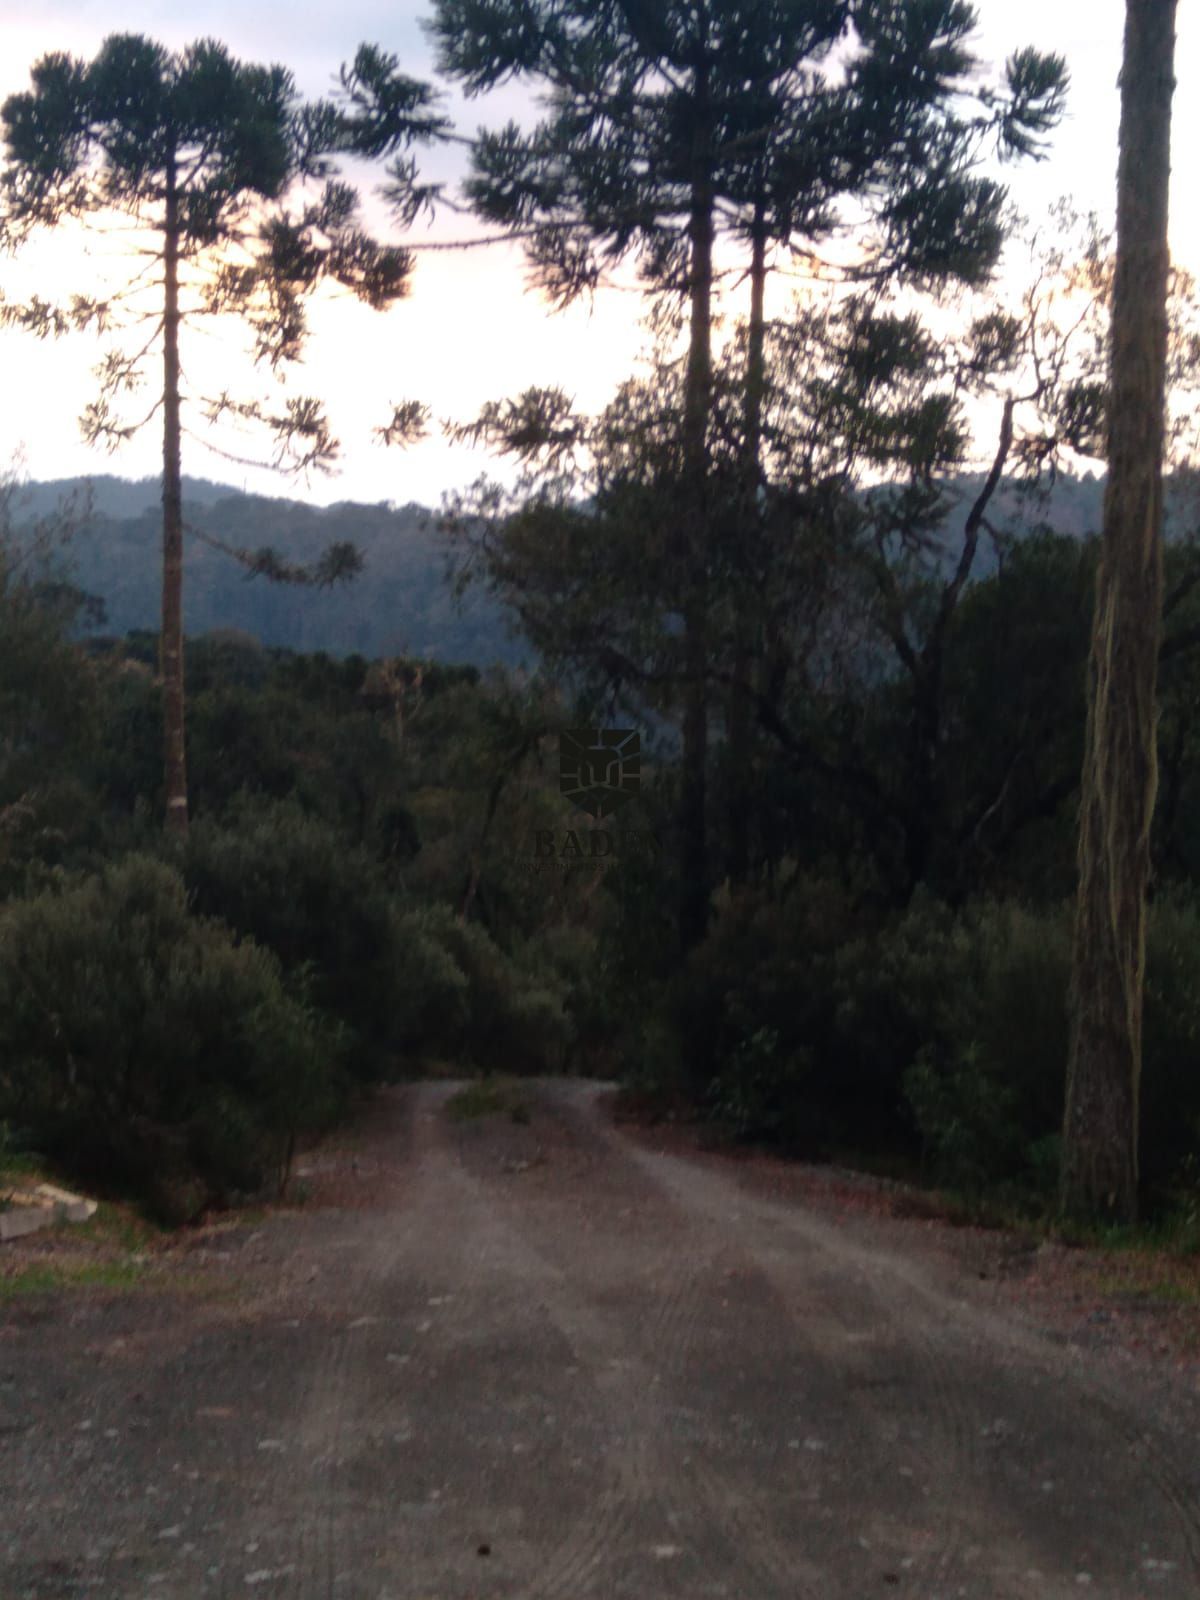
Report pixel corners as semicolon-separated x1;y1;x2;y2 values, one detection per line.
397;903;571;1074
0;1118;39;1189
517;922;622;1075
937;531;1094;901
389;905;473;1055
182;789;575;1081
677;872;868;1150
0;35;434;453
0;855;341;1221
904;1045;1023;1195
677;883;1061;1171
837;897;1070;1191
0;472;106;897
706;1027;812;1145
838;902;1068;1190
182;801;403;1075
185;676;405;838
432;0;1065;304
621;1013;686;1104
686;880;1200;1210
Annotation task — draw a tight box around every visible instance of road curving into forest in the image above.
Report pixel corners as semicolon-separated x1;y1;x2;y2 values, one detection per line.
3;1079;1200;1599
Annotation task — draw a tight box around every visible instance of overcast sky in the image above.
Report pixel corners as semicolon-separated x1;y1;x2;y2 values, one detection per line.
0;1;1194;507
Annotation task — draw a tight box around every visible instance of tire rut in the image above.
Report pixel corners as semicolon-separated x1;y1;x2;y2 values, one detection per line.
586;1085;1200;1598
547;1085;983;1596
439;1090;825;1598
9;1079;1200;1600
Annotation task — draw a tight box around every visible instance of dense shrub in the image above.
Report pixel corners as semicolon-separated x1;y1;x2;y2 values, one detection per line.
183;801;403;1076
388;905;473;1056
185;800;575;1078
880;894;1200;1199
398;904;572;1074
0;856;341;1220
685;880;1200;1206
690;885;1071;1182
517;924;621;1075
676;873;871;1151
705;1027;814;1144
839;896;1071;1191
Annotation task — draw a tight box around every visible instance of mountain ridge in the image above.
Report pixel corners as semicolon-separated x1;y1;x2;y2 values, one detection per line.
12;474;525;667
11;467;1167;665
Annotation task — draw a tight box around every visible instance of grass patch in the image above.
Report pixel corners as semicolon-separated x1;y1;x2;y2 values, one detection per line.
1081;1261;1200;1306
0;1258;147;1301
0;1249;244;1304
71;1201;166;1253
1046;1211;1200;1256
446;1076;531;1125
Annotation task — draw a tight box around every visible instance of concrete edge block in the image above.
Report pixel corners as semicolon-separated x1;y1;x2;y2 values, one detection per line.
0;1206;53;1242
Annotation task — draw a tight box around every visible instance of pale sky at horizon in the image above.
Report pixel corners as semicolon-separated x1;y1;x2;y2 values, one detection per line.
0;1;1194;509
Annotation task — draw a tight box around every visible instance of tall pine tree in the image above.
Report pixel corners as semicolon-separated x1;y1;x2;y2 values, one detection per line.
425;0;1066;952
0;36;445;833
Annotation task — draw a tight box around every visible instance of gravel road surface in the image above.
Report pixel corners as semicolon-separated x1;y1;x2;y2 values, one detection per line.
3;1079;1199;1599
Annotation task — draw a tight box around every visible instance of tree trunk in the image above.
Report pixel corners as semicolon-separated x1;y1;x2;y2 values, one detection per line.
726;203;767;887
678;57;715;956
1061;0;1176;1223
161;146;188;837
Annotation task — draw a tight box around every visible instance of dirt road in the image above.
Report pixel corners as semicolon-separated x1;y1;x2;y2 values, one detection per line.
3;1080;1200;1599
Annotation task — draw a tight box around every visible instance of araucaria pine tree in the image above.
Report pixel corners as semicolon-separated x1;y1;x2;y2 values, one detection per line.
427;0;1067;952
0;36;445;833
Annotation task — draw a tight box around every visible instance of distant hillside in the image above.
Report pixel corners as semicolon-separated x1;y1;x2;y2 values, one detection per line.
915;470;1104;581
16;466;1191;665
13;474;234;522
14;476;527;668
927;466;1196;570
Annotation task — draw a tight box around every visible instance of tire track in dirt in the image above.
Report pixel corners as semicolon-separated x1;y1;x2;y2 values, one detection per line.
10;1079;1200;1600
282;1083;475;1600
259;1083;635;1599
542;1083;983;1596
441;1088;827;1598
1064;1393;1200;1592
194;1088;427;1600
451;1087;827;1598
440;1118;727;1597
592;1085;1200;1597
616;1136;1076;1594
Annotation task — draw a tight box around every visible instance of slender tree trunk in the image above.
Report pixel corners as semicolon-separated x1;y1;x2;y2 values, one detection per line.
1061;0;1176;1223
726;205;767;886
678;58;715;955
160;146;188;837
